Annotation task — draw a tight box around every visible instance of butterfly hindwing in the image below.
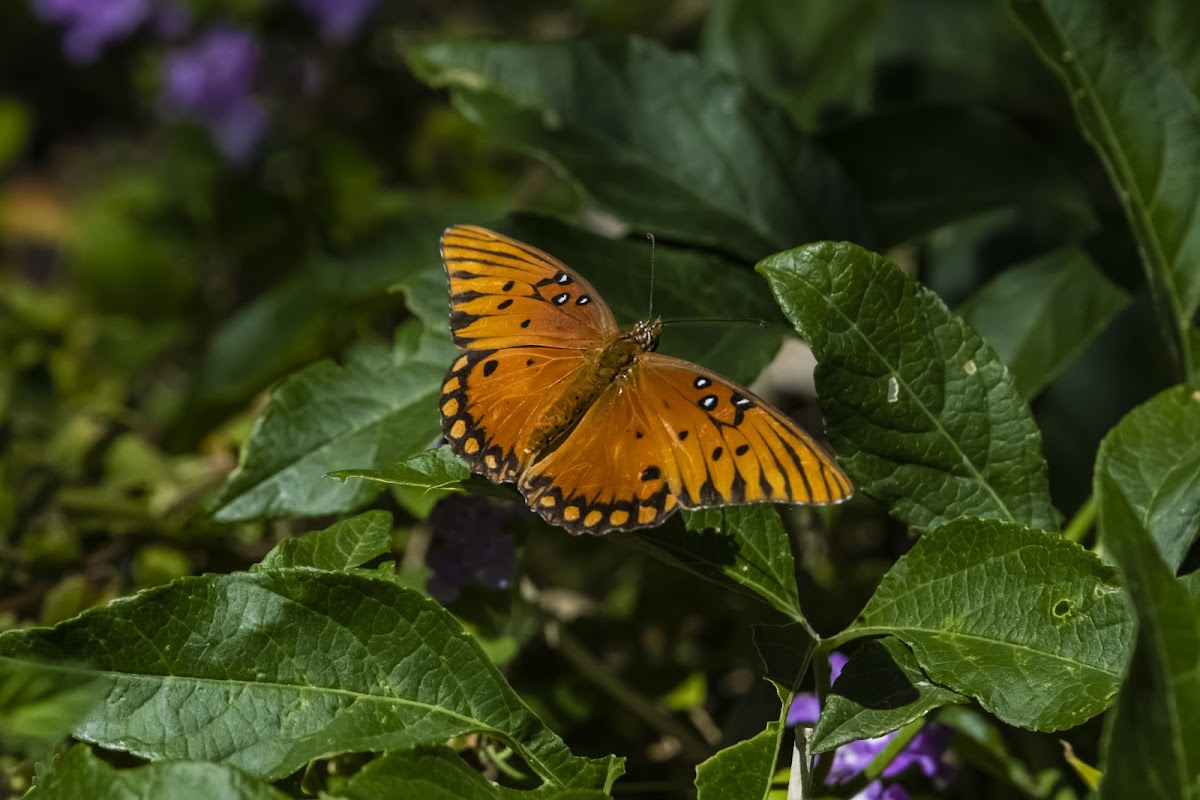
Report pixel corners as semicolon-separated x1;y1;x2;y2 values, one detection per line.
518;379;678;534
441;346;594;483
442;225;618;351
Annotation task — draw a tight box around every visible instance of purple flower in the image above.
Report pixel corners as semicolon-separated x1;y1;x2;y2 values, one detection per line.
294;0;376;42
852;783;910;800
425;495;516;603
34;0;152;62
163;27;266;162
787;651;955;796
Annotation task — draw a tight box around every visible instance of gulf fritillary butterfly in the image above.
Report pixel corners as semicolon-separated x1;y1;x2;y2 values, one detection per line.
439;225;852;534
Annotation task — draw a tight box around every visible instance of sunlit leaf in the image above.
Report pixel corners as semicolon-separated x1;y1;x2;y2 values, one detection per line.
759;241;1056;532
212;324;452;521
0;570;623;789
257;510;393;571
846;518;1134;731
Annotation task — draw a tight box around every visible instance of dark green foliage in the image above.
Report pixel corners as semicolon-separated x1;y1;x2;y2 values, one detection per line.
3;0;1197;797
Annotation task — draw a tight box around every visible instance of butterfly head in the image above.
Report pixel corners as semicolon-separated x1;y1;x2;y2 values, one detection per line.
629;317;663;353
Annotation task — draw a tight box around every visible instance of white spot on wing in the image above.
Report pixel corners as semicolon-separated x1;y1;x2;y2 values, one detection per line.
963;360;977;375
887;376;900;403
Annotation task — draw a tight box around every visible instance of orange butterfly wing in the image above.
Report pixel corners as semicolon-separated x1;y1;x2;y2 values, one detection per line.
441;347;592;482
519;353;851;534
441;224;617;350
440;225;616;481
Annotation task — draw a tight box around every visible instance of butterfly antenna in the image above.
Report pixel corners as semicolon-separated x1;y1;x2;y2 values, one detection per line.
646;232;656;320
662;317;770;329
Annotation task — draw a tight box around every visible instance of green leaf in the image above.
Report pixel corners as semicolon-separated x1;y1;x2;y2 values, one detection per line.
700;0;884;128
753;623;815;694
759;242;1057;532
0;570;623;789
619;505;803;621
409;38;867;262
331;446;470;489
28;745;290;800
844;518;1133;731
257;510;393;571
212;324;452;521
1095;391;1200;798
812;637;967;754
1091;385;1200;571
824;105;1095;248
694;720;784;800
332;747;610;800
959;246;1130;399
1012;0;1200;381
500;215;789;386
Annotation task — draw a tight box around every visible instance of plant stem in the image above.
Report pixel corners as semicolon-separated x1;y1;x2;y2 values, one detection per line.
1062;496;1096;543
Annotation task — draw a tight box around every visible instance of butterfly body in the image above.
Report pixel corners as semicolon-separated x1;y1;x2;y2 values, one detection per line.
439;225;851;534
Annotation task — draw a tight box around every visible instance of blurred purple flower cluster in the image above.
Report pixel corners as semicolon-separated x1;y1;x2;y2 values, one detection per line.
163;27;265;163
33;0;154;62
789;652;955;800
33;0;378;161
425;496;516;604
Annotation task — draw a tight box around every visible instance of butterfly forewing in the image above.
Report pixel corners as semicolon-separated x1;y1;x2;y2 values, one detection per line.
442;225;618;351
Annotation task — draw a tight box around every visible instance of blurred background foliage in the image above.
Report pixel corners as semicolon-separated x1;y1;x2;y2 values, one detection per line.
0;0;1177;797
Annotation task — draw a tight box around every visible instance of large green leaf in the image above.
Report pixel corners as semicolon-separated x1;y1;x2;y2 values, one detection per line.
1090;385;1200;571
694;719;784;800
212;324;452;521
1012;0;1200;380
823;105;1095;248
842;518;1134;731
28;745;289;800
331;748;609;800
759;242;1057;532
257;510;393;571
0;570;623;789
409;38;867;262
959;246;1130;399
1095;387;1200;797
811;637;967;754
699;0;884;129
619;505;803;621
